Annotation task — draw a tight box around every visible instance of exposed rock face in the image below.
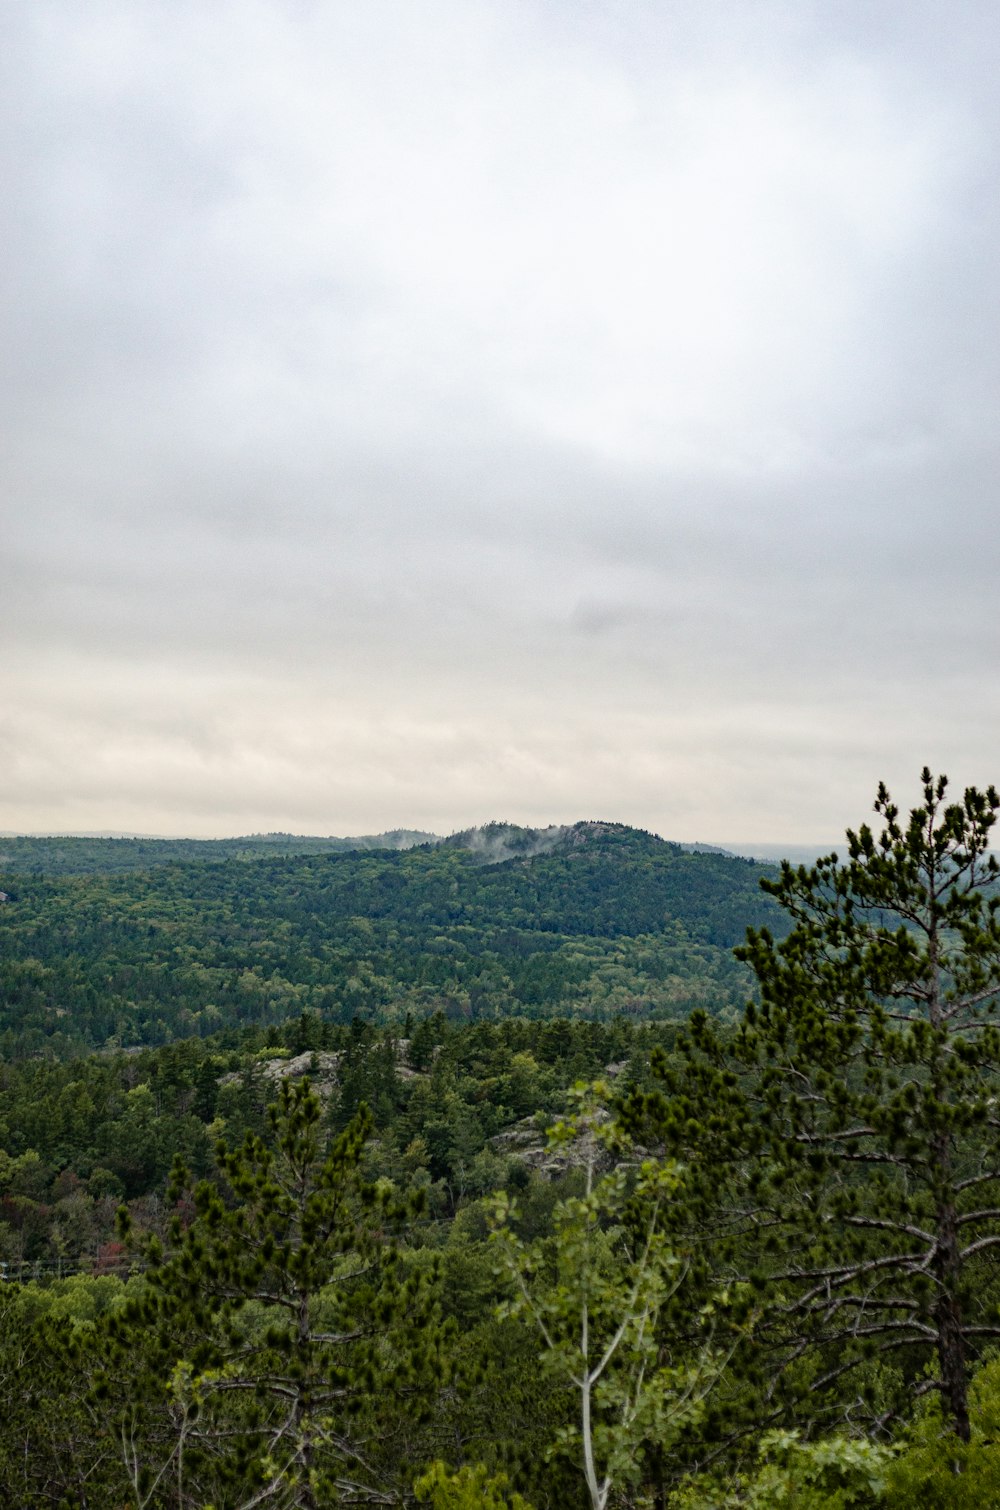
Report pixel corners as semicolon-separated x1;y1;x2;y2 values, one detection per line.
491;1110;621;1180
492;1118;566;1177
219;1050;342;1098
217;1039;425;1099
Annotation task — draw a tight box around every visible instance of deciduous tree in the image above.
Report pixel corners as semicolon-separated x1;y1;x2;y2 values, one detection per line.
490;1087;722;1510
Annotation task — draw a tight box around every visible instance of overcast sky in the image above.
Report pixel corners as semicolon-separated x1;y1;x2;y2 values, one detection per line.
3;0;1000;843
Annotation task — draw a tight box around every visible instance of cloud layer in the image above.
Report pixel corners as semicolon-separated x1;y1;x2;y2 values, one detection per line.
4;1;1000;840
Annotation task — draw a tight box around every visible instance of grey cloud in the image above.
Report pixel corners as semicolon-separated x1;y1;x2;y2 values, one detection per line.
3;0;1000;841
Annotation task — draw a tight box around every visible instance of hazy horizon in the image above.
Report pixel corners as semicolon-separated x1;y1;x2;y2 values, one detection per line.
5;2;1000;843
0;823;843;867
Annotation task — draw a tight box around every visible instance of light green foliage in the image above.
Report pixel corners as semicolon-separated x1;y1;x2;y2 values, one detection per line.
879;1357;1000;1507
491;1085;723;1510
18;787;1000;1498
0;1011;672;1281
414;1460;536;1508
675;1358;1000;1508
674;1431;894;1508
11;1271;127;1330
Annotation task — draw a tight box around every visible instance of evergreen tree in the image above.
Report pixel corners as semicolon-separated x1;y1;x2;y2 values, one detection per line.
116;1078;447;1506
627;771;1000;1443
0;1281;122;1508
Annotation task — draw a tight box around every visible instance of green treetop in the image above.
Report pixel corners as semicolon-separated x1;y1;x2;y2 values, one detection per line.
625;771;1000;1445
115;1078;447;1507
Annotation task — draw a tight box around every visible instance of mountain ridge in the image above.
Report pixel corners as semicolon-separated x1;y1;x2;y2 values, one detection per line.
0;819;777;877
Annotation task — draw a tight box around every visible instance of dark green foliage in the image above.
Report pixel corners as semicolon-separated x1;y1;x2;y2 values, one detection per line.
0;1280;125;1507
624;771;1000;1446
0;830;438;876
0;1014;675;1278
17;786;1000;1498
110;1078;448;1506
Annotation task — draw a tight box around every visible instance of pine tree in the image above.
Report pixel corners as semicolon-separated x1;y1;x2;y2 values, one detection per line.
0;1281;122;1508
626;771;1000;1443
115;1077;447;1506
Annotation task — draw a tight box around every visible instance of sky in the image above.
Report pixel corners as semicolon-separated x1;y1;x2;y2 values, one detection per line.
3;0;1000;844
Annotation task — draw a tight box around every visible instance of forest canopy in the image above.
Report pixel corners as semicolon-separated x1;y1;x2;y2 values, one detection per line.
0;823;782;1058
5;785;1000;1505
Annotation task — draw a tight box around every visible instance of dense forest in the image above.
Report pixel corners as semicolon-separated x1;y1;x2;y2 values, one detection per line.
4;787;1000;1506
0;823;779;1059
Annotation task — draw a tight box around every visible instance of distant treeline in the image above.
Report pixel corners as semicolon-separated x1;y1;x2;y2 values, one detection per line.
0;829;437;876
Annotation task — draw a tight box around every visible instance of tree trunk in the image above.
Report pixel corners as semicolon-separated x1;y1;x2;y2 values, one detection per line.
927;910;970;1442
297;1285;318;1510
934;1195;970;1441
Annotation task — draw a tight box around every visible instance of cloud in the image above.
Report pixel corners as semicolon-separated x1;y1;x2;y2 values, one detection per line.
3;1;1000;840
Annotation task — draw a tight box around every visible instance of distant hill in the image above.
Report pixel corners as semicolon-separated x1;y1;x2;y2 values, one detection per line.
0;823;838;878
724;842;841;866
0;820;785;1059
0;829;439;876
678;841;738;857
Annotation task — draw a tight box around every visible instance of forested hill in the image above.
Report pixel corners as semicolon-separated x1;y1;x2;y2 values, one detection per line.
0;828;438;876
0;821;785;1059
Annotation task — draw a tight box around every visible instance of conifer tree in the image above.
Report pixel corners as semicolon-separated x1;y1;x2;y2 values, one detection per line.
115;1077;447;1506
0;1282;121;1508
626;771;1000;1443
